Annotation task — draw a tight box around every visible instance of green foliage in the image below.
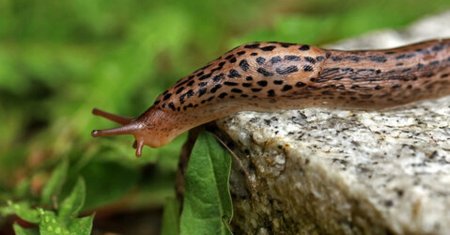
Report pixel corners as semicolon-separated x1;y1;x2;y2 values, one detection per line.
2;177;93;235
161;197;180;235
1;0;449;233
12;224;39;235
160;132;234;235
41;160;68;205
180;132;233;235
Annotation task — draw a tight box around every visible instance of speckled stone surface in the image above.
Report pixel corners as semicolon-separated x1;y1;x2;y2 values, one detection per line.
217;11;450;235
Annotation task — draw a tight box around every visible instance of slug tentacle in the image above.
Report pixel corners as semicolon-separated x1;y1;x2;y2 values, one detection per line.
91;114;147;156
92;39;450;156
91;123;141;137
92;108;134;125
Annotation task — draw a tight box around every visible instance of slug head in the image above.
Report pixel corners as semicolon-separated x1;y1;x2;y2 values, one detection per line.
91;108;170;157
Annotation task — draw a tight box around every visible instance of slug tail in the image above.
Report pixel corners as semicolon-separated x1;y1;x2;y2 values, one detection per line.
92;108;133;125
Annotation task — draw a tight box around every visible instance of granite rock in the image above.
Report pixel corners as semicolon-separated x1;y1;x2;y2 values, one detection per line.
217;11;450;235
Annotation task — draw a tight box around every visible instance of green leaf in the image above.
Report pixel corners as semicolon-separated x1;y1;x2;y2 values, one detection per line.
180;132;233;235
38;209;93;235
58;177;86;220
3;202;40;223
161;197;180;235
13;223;39;235
41;160;69;205
39;210;68;235
67;214;94;235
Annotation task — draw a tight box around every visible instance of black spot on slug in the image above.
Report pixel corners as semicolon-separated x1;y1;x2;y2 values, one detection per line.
345;56;360;62
341;67;354;73
431;44;444;52
273;80;283;85
213;73;225;82
270;56;282;64
244;43;260;49
199;73;212;80
395;53;415;60
257;68;274;77
280;42;295;47
284;55;301;61
260;45;276;51
257;80;268;87
295;82;306;87
187;80;195;86
304;56;316;64
163;93;172;101
176;86;185;94
303;65;314;72
228;57;237;63
331;56;343;61
210;84;222;93
186;89;195;98
231;88;243;93
267;89;276;97
179;94;186;104
228;69;241;78
282;85;293;91
196;71;204;77
218;92;228;98
198;88;207;97
369;55;387;63
256;57;266;65
168;102;176;111
224;81;239;86
299;45;310;51
276;66;299;75
239;59;250;71
225;54;234;60
251;88;262;92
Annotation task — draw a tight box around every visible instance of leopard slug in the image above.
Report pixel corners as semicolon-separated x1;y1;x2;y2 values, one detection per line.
92;39;450;156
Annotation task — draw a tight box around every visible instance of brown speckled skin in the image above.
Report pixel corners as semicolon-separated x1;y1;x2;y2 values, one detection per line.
92;39;450;156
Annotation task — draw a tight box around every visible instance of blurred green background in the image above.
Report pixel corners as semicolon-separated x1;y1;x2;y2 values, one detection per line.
0;0;449;233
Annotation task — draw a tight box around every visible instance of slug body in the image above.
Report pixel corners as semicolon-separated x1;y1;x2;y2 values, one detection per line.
92;39;450;156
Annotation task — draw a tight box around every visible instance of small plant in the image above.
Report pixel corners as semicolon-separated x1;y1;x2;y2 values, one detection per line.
1;161;93;235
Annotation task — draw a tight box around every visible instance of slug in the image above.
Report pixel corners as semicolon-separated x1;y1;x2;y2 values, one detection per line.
92;39;450;156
